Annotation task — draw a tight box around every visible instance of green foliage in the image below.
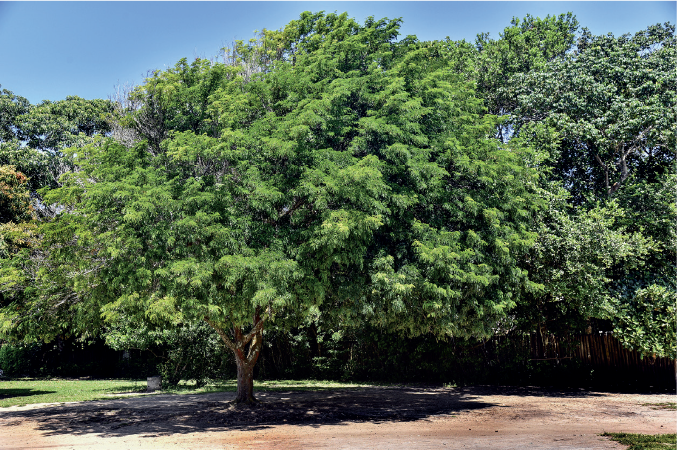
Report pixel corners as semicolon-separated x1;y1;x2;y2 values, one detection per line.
473;13;579;140
614;173;676;287
514;186;653;334
513;23;676;201
0;92;115;194
612;285;676;359
126;58;232;152
505;20;676;348
0;87;30;142
0;93;130;346
18;96;114;153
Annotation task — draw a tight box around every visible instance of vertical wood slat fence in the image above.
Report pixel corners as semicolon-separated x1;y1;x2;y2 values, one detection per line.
526;331;674;374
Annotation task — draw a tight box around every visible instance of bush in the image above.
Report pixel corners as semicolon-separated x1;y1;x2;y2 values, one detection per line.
0;342;37;377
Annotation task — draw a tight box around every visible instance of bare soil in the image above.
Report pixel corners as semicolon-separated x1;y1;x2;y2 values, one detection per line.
0;385;675;449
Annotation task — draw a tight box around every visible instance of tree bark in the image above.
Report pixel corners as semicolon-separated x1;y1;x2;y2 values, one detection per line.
204;311;264;405
234;349;257;404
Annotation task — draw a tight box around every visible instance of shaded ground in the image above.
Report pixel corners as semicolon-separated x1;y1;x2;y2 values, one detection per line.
1;385;674;449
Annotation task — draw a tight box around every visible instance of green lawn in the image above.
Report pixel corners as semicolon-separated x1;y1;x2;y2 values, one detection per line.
602;433;677;450
0;378;379;408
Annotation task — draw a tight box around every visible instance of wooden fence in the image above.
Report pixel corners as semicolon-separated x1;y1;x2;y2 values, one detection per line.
525;331;675;379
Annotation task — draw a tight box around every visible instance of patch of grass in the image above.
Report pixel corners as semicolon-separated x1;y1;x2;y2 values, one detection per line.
0;379;147;408
0;378;382;408
602;432;676;450
642;402;677;410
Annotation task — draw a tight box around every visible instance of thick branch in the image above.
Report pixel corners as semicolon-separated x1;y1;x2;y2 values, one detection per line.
610;127;652;195
610;151;629;195
203;317;236;351
246;327;263;365
238;305;272;346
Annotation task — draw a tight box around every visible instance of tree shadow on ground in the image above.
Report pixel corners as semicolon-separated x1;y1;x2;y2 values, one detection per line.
0;385;603;439
0;389;57;400
460;385;606;398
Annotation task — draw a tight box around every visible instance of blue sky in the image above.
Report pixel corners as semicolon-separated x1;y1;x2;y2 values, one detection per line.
0;2;674;104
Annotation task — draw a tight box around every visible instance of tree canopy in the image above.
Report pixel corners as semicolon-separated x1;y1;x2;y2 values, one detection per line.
7;12;542;402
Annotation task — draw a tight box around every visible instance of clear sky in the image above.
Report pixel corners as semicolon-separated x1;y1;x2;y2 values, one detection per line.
0;1;674;104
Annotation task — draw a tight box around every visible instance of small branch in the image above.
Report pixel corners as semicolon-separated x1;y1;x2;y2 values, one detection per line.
594;153;610;194
278;197;305;221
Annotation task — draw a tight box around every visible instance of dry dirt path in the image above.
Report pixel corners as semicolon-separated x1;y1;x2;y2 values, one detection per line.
0;386;674;449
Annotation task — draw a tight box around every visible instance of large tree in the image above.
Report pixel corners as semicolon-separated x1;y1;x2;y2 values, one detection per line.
512;23;676;201
23;12;542;403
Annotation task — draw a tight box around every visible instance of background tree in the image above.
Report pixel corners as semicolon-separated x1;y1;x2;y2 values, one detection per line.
0;92;117;342
0;92;115;195
473;13;579;141
0;87;30;143
508;23;676;350
512;182;653;336
512;23;676;201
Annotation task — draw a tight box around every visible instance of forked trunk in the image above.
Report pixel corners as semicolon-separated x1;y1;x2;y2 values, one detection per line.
205;310;264;405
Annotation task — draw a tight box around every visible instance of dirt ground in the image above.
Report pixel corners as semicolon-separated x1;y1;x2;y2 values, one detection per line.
0;385;675;449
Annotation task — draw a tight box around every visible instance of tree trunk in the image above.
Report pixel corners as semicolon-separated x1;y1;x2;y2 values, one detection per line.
234;351;256;404
204;310;264;405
